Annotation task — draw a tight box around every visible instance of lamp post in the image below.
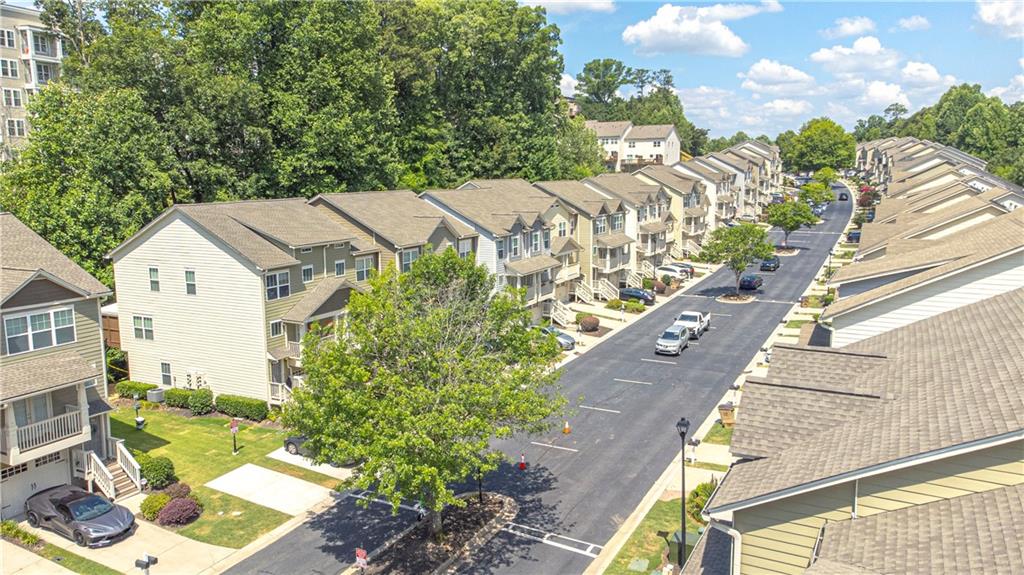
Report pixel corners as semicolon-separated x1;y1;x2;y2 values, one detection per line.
676;417;691;568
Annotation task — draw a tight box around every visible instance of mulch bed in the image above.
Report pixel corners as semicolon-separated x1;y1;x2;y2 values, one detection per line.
363;493;505;575
774;247;800;256
581;325;612;338
715;294;756;304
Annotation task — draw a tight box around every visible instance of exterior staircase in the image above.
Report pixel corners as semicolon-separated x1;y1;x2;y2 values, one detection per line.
106;460;140;500
640;260;656;278
549;300;574;327
670;243;686;261
626;271;644;289
597;278;618;301
575;282;594;304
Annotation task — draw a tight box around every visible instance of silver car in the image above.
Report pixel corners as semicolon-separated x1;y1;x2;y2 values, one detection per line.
655;323;690;355
539;326;576;351
26;485;136;547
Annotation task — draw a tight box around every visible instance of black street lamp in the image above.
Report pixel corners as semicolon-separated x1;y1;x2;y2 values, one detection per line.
676;417;691;568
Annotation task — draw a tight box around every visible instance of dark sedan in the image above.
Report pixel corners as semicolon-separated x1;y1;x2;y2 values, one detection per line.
760;256;780;271
739;274;763;290
619;287;656;305
26;485;135;547
838;192;849;201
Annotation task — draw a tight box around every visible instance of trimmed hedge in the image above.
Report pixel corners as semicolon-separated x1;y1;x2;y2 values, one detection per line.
624;301;646;313
115;381;157;399
140;493;171;521
660;274;673;286
579;315;600;332
604;299;624;310
163;482;191;499
157;497;200;526
133;452;176;489
641;278;654;290
164;388;194;409
686;479;718;524
188;388;214;415
216;394;269;422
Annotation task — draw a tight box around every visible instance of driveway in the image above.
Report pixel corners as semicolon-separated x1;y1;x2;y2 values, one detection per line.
225;195;852;575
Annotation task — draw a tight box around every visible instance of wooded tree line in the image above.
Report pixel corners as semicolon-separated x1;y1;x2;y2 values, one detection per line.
852;84;1024;185
0;0;606;284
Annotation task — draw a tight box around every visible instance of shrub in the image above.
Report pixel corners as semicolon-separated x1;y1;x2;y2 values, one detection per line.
1;519;40;546
216;394;269;422
164;388;194;409
574;312;590;324
641;278;654;290
140;455;176;489
822;293;835;306
163;482;191;499
156;497;201;526
187;492;205;512
857;194;873;208
625;301;646;313
115;381;157;399
605;299;623;310
579;315;600;332
188;388;214;415
686;479;718;524
852;212;866;228
140;493;171;521
660;274;672;286
653;280;666;294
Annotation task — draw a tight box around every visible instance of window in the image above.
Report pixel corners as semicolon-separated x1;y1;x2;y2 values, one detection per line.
400;249;419;273
301;265;314;283
184;269;196;295
543;230;550;251
497;239;506;260
33;34;50;55
149;267;160;291
6;119;25;137
133;315;154;340
595;217;607;235
0;59;17;78
530;231;540;253
355;256;373;281
333;243;345;249
35;63;55;84
628;141;636;148
509;236;520;258
35;452;62;467
458;239;473;259
3;88;22;107
4;307;76;354
558;221;567;237
269;320;283;338
0;30;14;48
611;213;624;231
161;362;172;386
300;247;312;254
1;463;27;480
265;271;290;300
653;140;662;148
334;260;346;276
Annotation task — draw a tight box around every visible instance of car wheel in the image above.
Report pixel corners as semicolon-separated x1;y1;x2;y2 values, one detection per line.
26;511;39;528
73;531;87;547
286;442;299;455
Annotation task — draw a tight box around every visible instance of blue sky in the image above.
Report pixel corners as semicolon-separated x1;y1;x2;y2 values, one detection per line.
534;0;1024;137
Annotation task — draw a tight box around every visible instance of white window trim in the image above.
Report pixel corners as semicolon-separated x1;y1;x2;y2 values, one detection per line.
265;271;290;300
3;88;22;108
6;118;25;137
148;266;160;292
0;29;14;49
160;362;172;386
497;239;506;260
3;305;77;356
300;247;313;254
0;59;17;79
184;269;196;295
509;236;520;258
269;320;284;338
334;260;346;277
301;265;314;283
531;231;540;253
132;314;154;341
355;256;373;282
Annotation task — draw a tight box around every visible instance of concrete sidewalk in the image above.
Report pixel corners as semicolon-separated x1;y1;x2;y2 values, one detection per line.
1;540;74;574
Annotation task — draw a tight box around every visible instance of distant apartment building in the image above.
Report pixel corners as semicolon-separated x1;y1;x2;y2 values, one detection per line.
0;5;62;160
585;120;683;172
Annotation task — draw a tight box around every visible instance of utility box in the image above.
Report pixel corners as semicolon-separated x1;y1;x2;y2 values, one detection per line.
718;403;736;427
146;388;165;403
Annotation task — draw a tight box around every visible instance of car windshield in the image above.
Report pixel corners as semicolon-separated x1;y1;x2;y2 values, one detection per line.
67;495;113;522
661;330;680;340
678;314;700;323
742;275;757;281
547;327;562;337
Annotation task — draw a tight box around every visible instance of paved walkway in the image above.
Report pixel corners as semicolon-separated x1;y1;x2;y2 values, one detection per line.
1;540;74;574
206;464;333;515
266;447;355;482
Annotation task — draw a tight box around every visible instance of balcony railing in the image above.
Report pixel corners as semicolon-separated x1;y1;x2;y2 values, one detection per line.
596;254;629;271
13;410;84;453
555;263;581;283
524;280;555;303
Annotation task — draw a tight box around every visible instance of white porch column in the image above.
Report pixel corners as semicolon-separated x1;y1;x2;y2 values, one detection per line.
78;382;91;432
4;405;20;460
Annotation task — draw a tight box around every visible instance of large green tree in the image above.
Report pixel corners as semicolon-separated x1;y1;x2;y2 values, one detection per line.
766;201;817;247
283;249;565;537
787;117;855;172
698;224;775;295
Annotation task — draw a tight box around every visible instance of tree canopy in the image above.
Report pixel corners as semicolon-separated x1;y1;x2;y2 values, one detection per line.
799;182;834;206
283;248;565;536
698;224;775;294
766;201;817;247
782;117;856;172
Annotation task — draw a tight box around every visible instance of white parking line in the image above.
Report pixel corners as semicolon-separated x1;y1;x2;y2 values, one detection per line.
678;294;713;298
530;441;579;453
757;299;799;305
579;404;621;414
349;491;421;513
613;378;654;385
641;358;677;365
501;523;604;558
711;313;732;317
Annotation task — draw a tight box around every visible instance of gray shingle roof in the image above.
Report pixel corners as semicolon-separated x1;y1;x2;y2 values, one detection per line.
1;212;110;301
857;195;1008;254
1;350;103;401
808;484;1024;575
280;276;366;323
636;164;701;195
534;181;622;218
314;190;475;249
584;120;632;138
550;235;582;256
681;526;733;575
586;173;665;205
624;124;675;140
710;288;1024;510
595;232;633;248
504;255;561;276
423;183;562;237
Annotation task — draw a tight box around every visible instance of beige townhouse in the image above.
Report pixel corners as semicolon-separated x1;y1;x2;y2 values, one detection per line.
0;5;62;160
633;165;710;257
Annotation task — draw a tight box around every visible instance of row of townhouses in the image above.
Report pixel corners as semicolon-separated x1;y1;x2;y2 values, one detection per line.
0;5;61;161
683;137;1024;575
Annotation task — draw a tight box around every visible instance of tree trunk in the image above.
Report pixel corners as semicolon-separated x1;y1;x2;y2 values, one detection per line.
430;509;443;540
783;230;790;247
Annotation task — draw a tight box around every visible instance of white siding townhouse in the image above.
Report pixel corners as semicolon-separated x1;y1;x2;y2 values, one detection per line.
583;173;676;276
584;120;683;172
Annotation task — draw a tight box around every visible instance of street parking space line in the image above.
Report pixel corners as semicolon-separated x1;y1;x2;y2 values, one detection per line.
579;404;621;414
501;523;603;558
711;313;732;317
757;299;800;305
613;378;654;385
678;294;713;298
530;441;579;453
641;358;677;365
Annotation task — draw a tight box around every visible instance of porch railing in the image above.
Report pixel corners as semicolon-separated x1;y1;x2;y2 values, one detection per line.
89;451;116;499
114;438;142;490
16;410;83;452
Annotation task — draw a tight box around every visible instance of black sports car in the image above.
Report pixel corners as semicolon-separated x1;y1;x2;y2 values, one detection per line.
26;485;135;547
739;274;764;290
760;256;781;271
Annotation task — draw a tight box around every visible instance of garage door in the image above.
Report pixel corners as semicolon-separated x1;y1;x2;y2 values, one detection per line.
1;451;71;519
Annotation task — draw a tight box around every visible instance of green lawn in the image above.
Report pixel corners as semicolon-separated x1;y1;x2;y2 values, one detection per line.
177;487;290;549
784;319;810;329
38;543;122;575
686;461;729;473
605;499;701;575
702;423;733;446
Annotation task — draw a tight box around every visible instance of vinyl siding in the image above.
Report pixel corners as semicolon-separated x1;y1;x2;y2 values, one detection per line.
2;278;83;310
734;441;1024;575
265;243;358;333
113;214;268;400
576;213;594;284
832;251;1024;347
0;298;103;370
420;197;499;275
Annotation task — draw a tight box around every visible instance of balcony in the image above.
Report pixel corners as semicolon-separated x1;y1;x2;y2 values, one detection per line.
555;263;581;283
524;280;555;304
2;409;90;466
595;253;630;272
638;238;667;255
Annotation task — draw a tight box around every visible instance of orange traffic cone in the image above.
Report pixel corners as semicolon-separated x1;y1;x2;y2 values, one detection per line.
563;421;571;434
518;453;527;471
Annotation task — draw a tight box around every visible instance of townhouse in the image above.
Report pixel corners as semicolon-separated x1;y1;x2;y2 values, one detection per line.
422;179;582;325
704;152;760;219
0;4;62;160
584;120;683;172
673;158;739;225
632;165;710;257
685;290;1024;575
1;213;142;518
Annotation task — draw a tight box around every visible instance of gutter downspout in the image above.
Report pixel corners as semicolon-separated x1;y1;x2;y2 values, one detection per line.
711;521;742;575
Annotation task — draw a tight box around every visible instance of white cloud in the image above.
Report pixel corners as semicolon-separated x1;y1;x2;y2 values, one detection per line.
900;61;956;89
975;0;1024;38
822;16;876;39
761;99;813;116
988;59;1024;103
860;80;910;109
677;85;738;121
738;58;816;95
896;15;931;31
521;0;615;14
622;1;782;57
559;73;578;97
810;36;901;75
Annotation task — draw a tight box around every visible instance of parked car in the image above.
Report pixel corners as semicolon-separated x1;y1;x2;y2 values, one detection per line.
663;262;695;277
675;311;711;339
838;192;849;201
619;287;656;305
26;486;135;548
284;435;350;467
656;266;689;281
537;325;576;351
846;230;861;243
739;274;763;290
760;256;780;271
655;323;690;355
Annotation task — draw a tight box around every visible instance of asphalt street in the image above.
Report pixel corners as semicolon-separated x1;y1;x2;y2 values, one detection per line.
225;186;853;575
